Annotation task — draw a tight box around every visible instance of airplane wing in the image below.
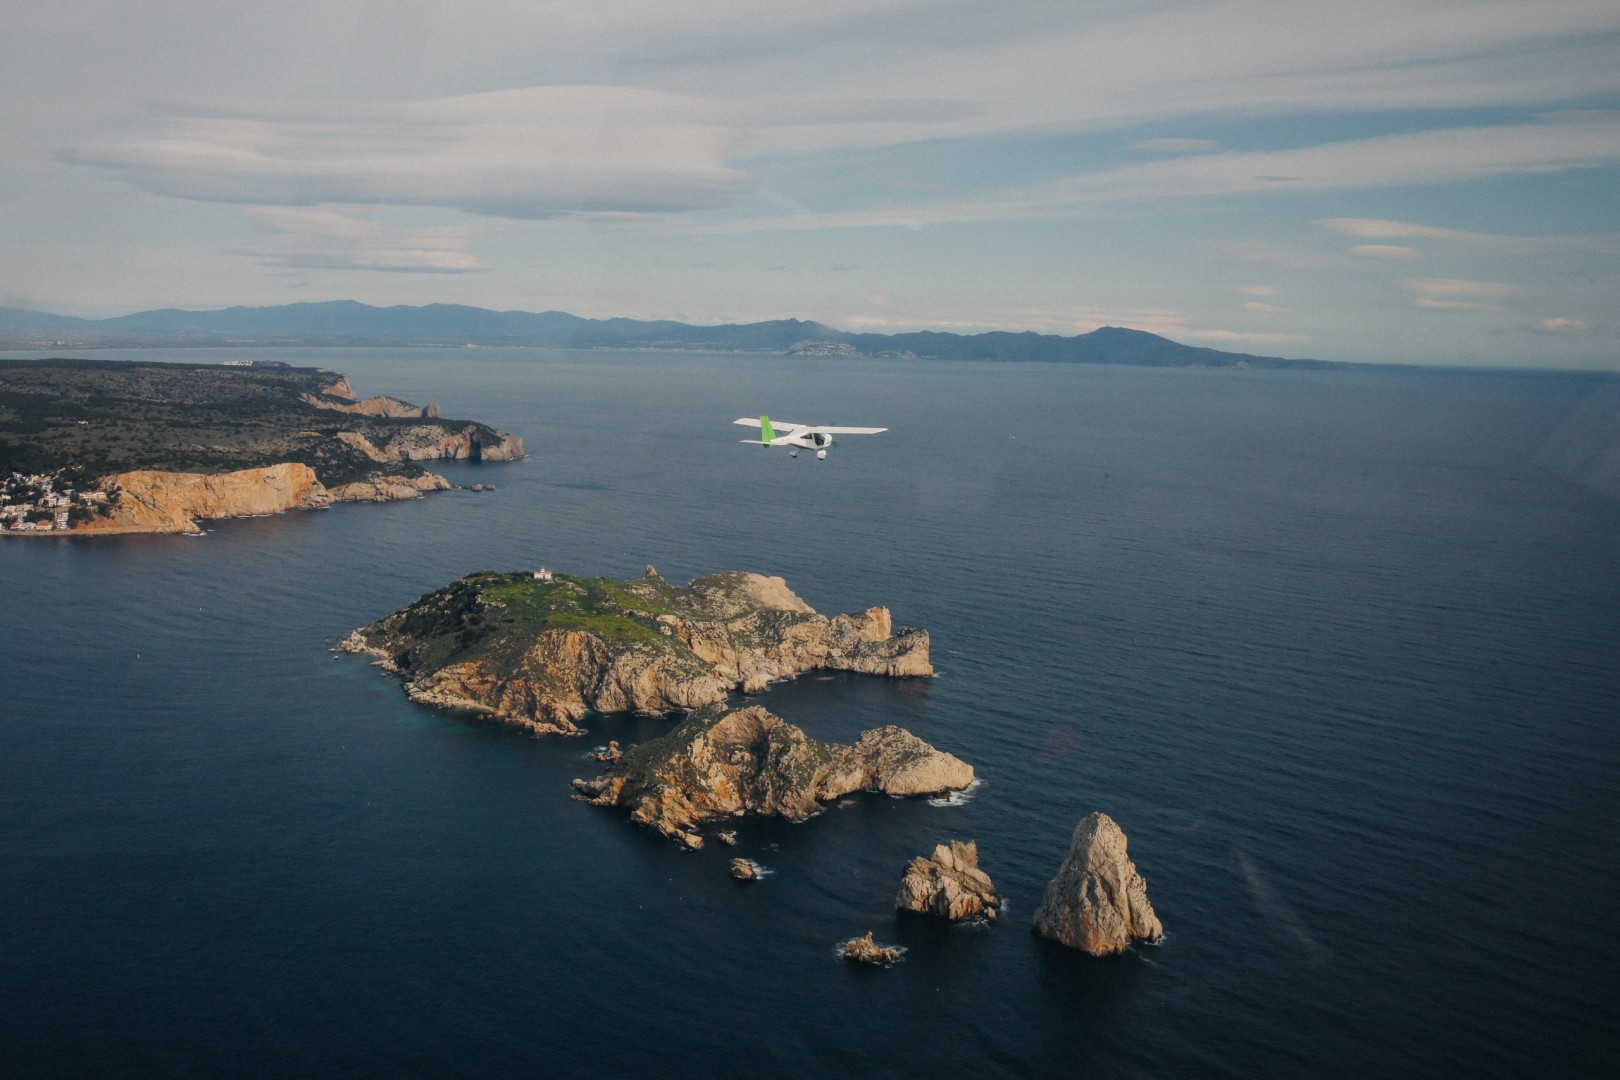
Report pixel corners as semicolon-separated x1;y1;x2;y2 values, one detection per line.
796;426;887;435
733;417;805;432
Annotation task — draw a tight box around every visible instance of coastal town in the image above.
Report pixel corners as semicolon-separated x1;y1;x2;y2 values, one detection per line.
0;467;113;532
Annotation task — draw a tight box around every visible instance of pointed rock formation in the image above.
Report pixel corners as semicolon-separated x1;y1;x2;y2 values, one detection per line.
895;840;1000;921
1031;812;1163;955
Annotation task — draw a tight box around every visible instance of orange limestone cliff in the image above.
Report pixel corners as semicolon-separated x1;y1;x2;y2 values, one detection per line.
0;360;524;537
76;464;326;534
68;463;452;534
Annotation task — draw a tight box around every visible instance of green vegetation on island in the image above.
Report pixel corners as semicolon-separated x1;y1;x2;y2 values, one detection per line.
359;569;807;684
0;357;516;484
344;569;934;736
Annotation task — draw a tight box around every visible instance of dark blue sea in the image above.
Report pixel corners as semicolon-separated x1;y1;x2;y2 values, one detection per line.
2;348;1617;1078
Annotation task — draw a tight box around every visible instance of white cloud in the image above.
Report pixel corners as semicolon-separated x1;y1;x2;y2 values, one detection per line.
1241;301;1289;313
1350;244;1423;259
247;206;375;239
1239;284;1281;297
1012;112;1620;203
1130;138;1219;153
1321;217;1490;240
1401;277;1516;311
1415;296;1498;311
6;1;1620;366
1318;216;1620;253
238;205;486;273
1401;278;1517;297
1526;316;1591;334
721;1;1620;158
43;2;1620;227
62;86;756;219
691;113;1620;233
1183;328;1310;345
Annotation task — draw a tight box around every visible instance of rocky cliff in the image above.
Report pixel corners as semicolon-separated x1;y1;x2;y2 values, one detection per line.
305;379;522;459
0;359;522;535
64;463;455;534
344;570;933;735
302;390;442;418
323;473;452;503
570;705;973;848
374;424;524;463
896;840;1001;921
76;463;325;533
325;426;524;465
1030;812;1163;955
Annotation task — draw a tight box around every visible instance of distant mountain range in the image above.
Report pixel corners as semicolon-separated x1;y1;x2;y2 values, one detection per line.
0;301;1335;368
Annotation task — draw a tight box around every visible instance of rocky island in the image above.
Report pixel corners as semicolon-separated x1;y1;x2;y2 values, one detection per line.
347;568;962;846
0;357;522;534
896;840;1001;921
1031;812;1164;956
841;933;902;967
343;569;933;736
572;704;973;848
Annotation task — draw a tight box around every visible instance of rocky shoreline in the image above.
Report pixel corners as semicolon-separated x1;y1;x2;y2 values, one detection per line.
343;570;933;735
896;840;1001;921
344;564;1165;968
0;359;522;536
571;704;974;849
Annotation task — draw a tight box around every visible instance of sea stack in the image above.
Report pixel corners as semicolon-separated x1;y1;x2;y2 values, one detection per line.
895;840;1000;921
1031;812;1163;956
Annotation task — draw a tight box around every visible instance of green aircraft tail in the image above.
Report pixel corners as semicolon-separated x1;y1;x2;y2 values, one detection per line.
759;415;776;445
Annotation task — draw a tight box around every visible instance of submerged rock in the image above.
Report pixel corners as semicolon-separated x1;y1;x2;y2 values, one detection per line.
1031;812;1163;956
571;705;973;847
841;932;901;967
896;840;1000;921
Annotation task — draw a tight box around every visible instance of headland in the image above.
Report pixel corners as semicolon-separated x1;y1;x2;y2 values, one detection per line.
0;358;522;535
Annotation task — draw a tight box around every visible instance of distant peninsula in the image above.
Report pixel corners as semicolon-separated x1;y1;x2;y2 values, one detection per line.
342;568;933;736
0;301;1335;368
0;358;522;535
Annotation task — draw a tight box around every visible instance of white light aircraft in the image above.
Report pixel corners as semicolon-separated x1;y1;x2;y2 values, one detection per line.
733;415;887;459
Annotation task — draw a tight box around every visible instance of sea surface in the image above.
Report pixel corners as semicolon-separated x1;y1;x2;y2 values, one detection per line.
2;347;1617;1078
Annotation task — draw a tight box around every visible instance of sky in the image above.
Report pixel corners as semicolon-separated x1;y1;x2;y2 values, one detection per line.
2;0;1618;368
